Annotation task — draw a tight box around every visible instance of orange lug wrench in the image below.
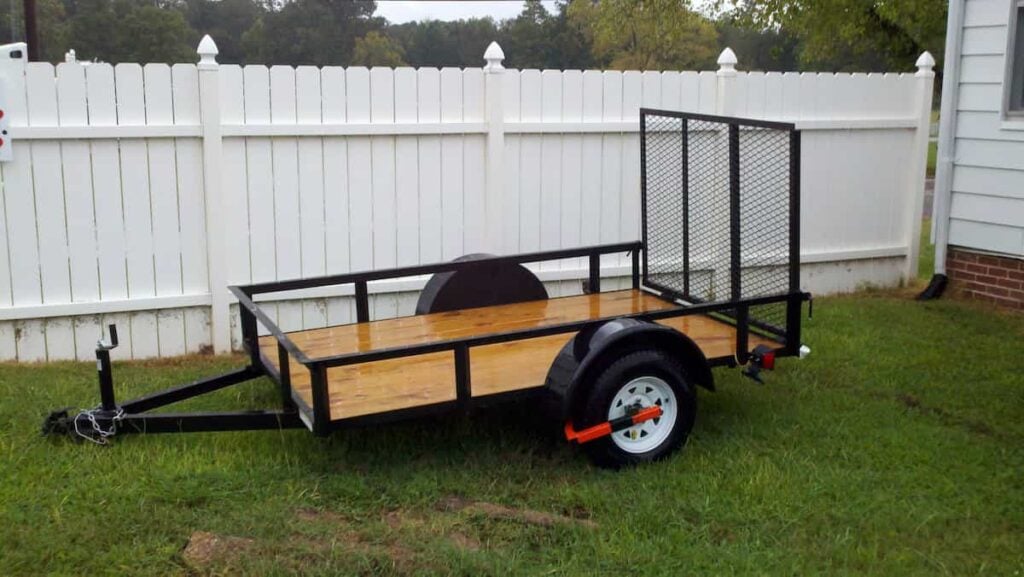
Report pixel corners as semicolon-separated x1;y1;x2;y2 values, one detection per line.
564;406;664;444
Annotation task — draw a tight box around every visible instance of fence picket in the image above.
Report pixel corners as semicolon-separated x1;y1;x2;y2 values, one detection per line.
56;63;99;308
172;64;207;295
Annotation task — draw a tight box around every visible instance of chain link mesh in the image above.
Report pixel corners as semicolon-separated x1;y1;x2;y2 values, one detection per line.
642;111;794;336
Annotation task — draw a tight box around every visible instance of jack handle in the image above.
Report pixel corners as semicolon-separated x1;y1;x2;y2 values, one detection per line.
97;324;119;351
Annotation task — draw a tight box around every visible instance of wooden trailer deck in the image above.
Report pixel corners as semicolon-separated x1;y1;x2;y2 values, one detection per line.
259;290;776;421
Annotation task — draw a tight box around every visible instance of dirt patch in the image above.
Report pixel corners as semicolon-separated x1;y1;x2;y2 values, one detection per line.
295;507;352;525
896;393;999;439
448;531;481;551
437;495;597;529
181;531;255;570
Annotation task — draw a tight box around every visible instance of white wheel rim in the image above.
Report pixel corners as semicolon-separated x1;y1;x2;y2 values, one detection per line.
607;375;678;454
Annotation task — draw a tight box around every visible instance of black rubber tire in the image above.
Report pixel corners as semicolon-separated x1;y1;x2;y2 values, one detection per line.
578;349;697;469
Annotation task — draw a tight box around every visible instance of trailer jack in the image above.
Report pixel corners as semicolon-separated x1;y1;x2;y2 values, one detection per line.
42;324;304;444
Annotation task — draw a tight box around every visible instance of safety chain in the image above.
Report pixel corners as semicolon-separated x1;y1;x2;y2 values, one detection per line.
73;406;124;445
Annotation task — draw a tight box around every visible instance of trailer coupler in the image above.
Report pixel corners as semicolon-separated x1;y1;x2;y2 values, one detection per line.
564;406;663;444
42;324;304;444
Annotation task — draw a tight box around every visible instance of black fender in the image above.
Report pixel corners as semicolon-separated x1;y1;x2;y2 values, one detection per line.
416;253;548;314
544;318;714;420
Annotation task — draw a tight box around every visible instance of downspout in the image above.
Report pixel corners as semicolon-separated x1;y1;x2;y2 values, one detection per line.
918;0;965;300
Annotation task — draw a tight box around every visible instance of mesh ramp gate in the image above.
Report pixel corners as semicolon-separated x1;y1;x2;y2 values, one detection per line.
640;109;801;344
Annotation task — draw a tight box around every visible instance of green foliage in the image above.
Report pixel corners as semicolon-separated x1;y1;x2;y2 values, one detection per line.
387;18;499;68
238;0;378;66
716;17;798;71
722;0;948;71
567;0;719;70
351;30;406;67
0;0;946;72
1;292;1023;574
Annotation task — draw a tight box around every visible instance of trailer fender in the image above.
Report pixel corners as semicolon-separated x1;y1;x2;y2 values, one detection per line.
545;318;714;420
416;253;548;314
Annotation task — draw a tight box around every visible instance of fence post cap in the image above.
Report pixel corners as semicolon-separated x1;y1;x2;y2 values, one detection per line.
197;35;219;67
484;41;505;73
64;49;76;63
717;47;737;76
915;51;935;76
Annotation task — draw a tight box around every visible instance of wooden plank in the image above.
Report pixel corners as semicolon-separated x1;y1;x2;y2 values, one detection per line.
116;63;156;298
27;63;71;305
57;63;99;304
440;67;464;260
394;67;420;266
144;64;183;297
418;68;443;263
172;64;208;294
86;64;128;301
260;290;775;420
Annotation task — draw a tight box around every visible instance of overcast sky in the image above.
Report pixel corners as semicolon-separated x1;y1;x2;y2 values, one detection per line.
373;1;558;24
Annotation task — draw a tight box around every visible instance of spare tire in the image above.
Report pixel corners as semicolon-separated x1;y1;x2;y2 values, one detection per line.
415;253;548;314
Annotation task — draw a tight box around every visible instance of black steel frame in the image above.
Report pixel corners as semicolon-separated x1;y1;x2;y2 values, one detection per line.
638;108;807;365
62;109;809;440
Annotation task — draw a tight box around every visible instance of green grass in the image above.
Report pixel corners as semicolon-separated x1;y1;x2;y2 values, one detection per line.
928;141;938;177
2;294;1023;575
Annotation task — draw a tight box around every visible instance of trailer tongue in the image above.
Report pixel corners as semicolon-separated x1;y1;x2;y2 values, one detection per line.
44;110;810;469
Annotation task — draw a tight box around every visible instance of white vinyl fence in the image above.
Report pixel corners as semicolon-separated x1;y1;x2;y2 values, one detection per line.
0;37;934;362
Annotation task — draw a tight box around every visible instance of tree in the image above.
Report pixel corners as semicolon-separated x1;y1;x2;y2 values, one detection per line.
351;30;405;66
184;0;262;64
242;0;378;66
721;0;947;71
388;18;498;68
716;17;798;71
60;0;194;63
567;0;718;70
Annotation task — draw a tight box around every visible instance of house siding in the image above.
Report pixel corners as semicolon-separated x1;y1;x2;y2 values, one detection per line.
948;0;1024;259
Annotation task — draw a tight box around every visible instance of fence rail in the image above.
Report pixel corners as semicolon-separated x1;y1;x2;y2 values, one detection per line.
0;38;934;362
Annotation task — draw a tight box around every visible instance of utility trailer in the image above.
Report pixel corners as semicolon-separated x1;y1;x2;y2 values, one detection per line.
45;110;811;469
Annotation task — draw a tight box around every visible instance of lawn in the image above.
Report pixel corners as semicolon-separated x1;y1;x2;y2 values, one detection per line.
2;286;1022;572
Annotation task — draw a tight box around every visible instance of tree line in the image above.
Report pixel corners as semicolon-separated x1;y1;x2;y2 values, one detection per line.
0;0;946;73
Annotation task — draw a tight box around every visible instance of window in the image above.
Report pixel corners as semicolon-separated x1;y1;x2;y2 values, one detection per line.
1008;1;1024;114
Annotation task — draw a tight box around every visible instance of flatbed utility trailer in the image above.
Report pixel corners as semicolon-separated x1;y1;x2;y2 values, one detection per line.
45;110;811;468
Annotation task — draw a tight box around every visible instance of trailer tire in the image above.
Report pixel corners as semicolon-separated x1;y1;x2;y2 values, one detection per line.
578;349;696;469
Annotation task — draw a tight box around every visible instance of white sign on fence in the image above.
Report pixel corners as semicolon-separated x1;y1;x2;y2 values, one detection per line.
0;36;934;362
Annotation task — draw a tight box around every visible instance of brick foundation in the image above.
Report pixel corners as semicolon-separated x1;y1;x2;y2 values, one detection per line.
946;247;1024;309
